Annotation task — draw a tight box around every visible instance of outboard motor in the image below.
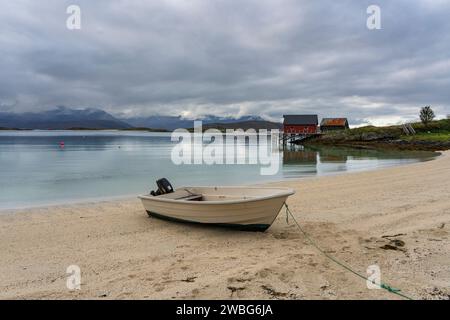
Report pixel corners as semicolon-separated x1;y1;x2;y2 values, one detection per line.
150;178;174;196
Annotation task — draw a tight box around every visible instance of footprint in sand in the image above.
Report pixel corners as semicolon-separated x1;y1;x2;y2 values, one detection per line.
153;285;165;292
227;286;246;298
227;276;253;283
278;271;295;282
261;285;291;299
189;288;201;297
255;268;272;279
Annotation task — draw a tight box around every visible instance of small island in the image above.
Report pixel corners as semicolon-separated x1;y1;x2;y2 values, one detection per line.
306;118;450;151
283;107;450;151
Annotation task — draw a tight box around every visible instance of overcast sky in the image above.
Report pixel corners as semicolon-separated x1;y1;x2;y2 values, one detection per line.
1;0;449;125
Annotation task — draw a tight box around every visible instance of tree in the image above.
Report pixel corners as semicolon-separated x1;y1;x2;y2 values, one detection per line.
420;106;435;126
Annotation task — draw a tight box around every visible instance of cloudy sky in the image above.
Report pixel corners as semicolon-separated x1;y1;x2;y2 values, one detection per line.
1;0;449;125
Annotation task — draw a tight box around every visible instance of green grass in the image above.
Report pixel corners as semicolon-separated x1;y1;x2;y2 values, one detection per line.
411;119;450;133
401;132;450;142
303;118;450;150
317;119;450;148
401;119;450;142
320;124;403;141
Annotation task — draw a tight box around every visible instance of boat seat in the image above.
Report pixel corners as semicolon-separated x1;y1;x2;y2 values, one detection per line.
157;190;202;201
177;194;203;201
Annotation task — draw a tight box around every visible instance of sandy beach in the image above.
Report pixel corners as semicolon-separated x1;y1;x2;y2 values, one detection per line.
1;152;449;300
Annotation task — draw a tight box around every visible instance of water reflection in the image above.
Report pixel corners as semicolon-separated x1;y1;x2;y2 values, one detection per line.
0;131;438;209
281;144;437;178
282;145;318;177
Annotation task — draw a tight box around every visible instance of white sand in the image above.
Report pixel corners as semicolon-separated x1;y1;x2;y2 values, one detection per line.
1;152;449;299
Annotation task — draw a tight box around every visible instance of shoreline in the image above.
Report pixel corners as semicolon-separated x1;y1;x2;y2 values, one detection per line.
305;140;450;152
0;152;440;213
1;151;449;299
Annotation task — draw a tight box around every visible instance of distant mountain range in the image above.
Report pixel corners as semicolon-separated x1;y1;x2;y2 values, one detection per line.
122;114;271;130
0;107;281;131
0;106;132;130
199;120;282;131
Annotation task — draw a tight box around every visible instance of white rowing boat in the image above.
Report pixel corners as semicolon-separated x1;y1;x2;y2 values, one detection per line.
138;186;295;231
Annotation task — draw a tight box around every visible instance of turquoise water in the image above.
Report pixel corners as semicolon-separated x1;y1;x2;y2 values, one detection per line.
0;130;437;209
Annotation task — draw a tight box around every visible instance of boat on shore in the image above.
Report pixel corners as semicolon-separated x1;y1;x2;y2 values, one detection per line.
138;186;294;231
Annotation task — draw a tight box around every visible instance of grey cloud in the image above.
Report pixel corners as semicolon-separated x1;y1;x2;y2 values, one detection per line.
0;0;449;125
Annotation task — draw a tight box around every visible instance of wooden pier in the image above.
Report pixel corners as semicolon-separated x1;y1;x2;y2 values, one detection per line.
280;132;322;146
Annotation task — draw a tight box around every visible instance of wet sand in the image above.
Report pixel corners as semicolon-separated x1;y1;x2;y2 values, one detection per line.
1;152;449;299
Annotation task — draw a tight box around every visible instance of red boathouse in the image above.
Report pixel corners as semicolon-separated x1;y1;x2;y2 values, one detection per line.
283;115;319;134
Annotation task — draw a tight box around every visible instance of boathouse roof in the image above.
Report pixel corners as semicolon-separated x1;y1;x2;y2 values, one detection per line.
283;115;318;125
320;118;349;127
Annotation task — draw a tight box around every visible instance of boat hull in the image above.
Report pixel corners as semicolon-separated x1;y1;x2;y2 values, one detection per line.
139;186;294;232
146;211;271;231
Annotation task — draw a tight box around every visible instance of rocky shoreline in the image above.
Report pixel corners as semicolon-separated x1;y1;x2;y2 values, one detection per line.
305;119;450;151
305;138;450;151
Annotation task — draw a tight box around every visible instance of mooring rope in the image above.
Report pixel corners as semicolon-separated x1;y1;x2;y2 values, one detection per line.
283;203;414;300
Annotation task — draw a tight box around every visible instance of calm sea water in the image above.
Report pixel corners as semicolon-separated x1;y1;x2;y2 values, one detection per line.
0;130;437;209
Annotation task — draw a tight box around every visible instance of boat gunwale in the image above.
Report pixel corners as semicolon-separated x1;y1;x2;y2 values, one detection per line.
138;186;295;205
